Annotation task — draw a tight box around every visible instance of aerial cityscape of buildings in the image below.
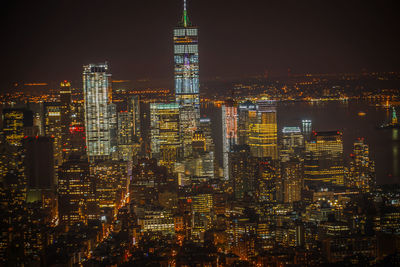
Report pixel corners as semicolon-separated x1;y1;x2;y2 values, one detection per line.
1;1;400;266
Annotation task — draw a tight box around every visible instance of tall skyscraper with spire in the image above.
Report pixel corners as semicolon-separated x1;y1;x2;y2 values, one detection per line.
174;0;200;106
174;0;200;158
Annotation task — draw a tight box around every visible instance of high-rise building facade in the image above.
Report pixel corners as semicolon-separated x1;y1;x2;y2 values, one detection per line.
304;131;345;187
347;138;375;192
229;145;258;200
43;102;62;165
198;117;214;153
174;1;200;159
2;108;33;146
58;160;97;227
129;95;141;142
90;161;128;210
180;104;198;157
174;0;199;106
23;136;55;201
60;81;72;161
238;101;257;145
248;100;278;160
282;158;303;203
117;111;134;161
280;126;304;162
222;102;238;180
150;103;181;169
83;63;113;161
302;119;312;141
257;159;279;203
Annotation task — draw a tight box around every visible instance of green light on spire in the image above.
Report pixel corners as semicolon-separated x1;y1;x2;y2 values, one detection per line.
183;0;189;27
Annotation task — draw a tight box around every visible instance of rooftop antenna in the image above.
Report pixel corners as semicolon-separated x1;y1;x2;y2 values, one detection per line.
183;0;188;27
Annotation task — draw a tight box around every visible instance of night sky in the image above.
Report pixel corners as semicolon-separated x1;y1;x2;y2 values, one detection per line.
1;0;399;88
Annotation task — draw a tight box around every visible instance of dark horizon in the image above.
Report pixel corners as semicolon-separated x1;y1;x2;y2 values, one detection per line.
1;0;399;89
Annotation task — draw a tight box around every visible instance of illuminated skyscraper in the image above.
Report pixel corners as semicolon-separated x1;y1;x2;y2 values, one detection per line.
304;131;345;187
282;158;303;203
2;108;33;146
257;159;279;203
129;95;141;142
58;160;97;227
180;104;198;157
69;100;86;156
174;0;199;106
117;111;133;161
90;161;128;210
347;138;375;192
83;63;113;161
173;0;200;159
229;145;258;200
238;101;256;145
222;101;238;180
248;100;278;160
60;81;72;161
150;103;181;169
280;126;304;162
302;119;312;140
191;191;213;240
43;102;62;165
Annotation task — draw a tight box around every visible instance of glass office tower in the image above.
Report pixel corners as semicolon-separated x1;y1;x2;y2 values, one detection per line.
222;102;238;180
150;103;181;169
83;63;113;161
60;81;72;162
248;100;278;160
174;0;200;106
304;131;345;187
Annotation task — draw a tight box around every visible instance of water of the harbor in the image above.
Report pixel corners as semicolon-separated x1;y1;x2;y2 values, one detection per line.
202;100;400;185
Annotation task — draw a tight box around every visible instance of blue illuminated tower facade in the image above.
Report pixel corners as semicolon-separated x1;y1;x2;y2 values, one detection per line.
174;0;200;106
174;0;200;158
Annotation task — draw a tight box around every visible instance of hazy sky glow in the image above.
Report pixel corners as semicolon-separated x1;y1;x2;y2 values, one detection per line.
1;0;399;87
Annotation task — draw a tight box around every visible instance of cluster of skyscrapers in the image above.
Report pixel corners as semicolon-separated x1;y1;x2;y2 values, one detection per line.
0;1;396;266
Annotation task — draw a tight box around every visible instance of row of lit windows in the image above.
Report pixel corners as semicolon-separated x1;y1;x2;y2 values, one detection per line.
174;28;197;37
174;44;198;54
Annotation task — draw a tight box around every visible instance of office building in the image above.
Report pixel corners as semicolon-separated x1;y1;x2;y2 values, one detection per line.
60;81;72;161
2;108;33;146
248;100;278;159
137;208;175;235
129;95;141;142
238;101;257;145
257;159;279;203
281;126;304;161
174;0;200;106
282;158;303;203
58;160;97;227
180;104;198;158
304;131;345;187
302;120;312;140
150;103;181;169
117;110;134;161
43;102;62;165
229;145;259;200
83;62;113;161
222;101;238;180
347;138;375;192
198;117;214;153
23;136;55;202
90;161;128;210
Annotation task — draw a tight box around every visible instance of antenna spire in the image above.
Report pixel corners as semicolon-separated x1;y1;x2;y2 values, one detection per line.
183;0;188;27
